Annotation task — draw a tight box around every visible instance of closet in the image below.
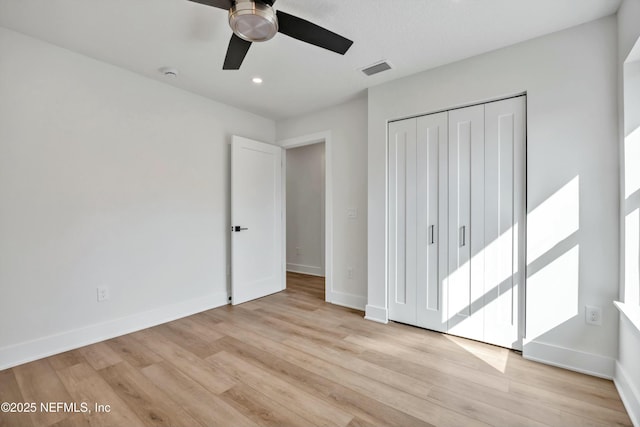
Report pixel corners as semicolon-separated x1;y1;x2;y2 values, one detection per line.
388;96;526;350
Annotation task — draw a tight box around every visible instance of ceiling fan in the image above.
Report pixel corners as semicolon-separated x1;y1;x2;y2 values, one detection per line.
187;0;354;70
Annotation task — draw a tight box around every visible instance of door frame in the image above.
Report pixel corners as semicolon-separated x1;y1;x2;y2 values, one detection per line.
278;131;333;303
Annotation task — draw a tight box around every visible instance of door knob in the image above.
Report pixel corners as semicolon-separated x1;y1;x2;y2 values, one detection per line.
232;226;248;232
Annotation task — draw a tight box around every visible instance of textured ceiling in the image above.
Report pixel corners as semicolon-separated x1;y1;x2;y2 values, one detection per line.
0;0;622;120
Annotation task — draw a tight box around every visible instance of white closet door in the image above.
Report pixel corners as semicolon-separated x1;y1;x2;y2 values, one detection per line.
388;119;418;324
447;105;485;341
387;96;525;350
483;97;526;349
416;112;448;332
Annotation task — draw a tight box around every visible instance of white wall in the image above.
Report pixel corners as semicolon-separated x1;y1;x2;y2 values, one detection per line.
0;27;275;369
367;16;620;377
619;0;640;60
277;97;368;310
616;1;640;424
286;143;325;276
624;60;640;137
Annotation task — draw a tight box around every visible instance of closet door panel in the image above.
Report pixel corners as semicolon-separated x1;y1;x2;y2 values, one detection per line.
416;112;448;332
388;119;417;324
484;96;526;349
448;105;485;341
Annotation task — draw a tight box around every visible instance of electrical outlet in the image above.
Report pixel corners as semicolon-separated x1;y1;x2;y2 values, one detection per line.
347;267;354;279
347;208;358;219
585;305;602;326
97;286;109;302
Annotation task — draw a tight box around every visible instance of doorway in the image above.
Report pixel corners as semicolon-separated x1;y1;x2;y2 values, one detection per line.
280;131;333;303
285;142;325;300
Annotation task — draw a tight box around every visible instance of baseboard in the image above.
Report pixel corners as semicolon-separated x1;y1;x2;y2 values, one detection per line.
0;291;229;371
365;304;388;324
615;361;640;427
286;263;324;277
523;340;615;379
328;290;366;311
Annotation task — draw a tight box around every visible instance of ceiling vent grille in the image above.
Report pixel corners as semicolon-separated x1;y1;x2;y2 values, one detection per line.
361;61;392;76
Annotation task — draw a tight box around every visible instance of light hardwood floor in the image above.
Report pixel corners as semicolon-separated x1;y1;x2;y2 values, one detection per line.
0;272;632;427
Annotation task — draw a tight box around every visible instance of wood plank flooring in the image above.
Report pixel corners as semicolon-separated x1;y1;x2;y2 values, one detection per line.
0;272;632;427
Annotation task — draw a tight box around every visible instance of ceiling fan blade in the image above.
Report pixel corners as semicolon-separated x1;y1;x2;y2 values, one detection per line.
223;34;252;70
276;10;353;55
186;0;232;10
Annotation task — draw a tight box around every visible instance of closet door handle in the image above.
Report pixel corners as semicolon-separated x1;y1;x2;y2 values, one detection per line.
459;226;466;247
429;225;435;245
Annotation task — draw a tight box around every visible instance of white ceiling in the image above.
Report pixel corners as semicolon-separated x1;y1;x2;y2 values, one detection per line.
0;0;621;120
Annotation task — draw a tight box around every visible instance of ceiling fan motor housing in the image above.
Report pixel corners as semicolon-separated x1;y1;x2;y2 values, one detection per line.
229;0;278;42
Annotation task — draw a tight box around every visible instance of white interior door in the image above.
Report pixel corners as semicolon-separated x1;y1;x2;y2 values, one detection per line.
447;104;485;341
388;119;418;324
231;136;283;305
388;112;448;331
416;112;448;332
483;97;526;349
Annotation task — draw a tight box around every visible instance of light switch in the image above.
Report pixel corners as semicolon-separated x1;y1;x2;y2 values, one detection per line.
347;208;357;219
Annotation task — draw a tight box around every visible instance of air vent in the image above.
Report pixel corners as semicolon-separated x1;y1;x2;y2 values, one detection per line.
361;61;392;76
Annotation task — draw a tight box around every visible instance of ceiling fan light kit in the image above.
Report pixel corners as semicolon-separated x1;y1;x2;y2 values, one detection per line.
229;0;278;42
188;0;354;70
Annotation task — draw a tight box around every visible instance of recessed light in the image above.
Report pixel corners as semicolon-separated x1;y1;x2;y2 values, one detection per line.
252;77;263;84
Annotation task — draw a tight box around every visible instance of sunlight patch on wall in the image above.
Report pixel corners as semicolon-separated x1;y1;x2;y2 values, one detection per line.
625;208;640;305
526;245;580;341
527;177;580;262
525;177;580;341
625;127;640;200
